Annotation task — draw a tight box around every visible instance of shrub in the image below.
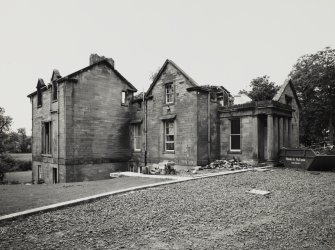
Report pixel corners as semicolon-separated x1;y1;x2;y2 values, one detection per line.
0;153;16;172
15;161;32;171
0;154;32;181
0;153;15;181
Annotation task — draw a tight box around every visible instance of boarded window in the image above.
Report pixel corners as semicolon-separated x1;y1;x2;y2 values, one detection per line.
230;118;240;151
165;120;175;151
165;83;174;104
134;124;141;151
42;122;52;154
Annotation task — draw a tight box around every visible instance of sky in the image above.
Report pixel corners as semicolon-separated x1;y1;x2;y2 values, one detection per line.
0;0;334;135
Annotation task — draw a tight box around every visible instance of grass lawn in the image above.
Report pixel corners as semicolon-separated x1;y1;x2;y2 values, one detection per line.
0;176;170;216
0;168;334;249
3;171;32;184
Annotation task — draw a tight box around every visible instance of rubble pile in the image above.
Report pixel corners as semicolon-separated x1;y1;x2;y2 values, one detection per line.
204;157;253;171
149;161;176;175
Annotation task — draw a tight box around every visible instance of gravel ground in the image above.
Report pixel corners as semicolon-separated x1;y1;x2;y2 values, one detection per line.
1;168;334;249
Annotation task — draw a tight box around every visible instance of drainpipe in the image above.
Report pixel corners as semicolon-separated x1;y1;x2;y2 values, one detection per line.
57;82;60;182
31;97;34;184
144;93;147;166
208;92;211;163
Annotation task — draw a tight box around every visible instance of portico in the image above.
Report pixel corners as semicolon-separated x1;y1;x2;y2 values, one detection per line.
219;100;297;162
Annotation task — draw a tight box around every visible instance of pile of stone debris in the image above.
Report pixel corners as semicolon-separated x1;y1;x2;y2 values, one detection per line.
203;157;254;171
149;161;176;175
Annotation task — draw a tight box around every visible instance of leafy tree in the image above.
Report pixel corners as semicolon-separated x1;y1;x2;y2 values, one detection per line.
239;75;280;101
289;47;335;145
149;67;161;82
0;107;12;135
17;128;29;153
3;129;31;153
0;107;12;153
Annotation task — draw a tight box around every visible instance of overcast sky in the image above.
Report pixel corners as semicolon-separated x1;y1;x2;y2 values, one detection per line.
1;0;334;134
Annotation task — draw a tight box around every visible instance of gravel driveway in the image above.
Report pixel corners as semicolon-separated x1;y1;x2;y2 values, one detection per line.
1;168;334;249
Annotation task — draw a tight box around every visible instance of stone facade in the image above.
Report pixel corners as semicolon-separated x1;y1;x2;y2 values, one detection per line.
28;55;137;183
28;55;300;183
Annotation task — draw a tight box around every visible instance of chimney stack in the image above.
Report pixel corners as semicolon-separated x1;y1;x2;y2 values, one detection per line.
89;54;114;68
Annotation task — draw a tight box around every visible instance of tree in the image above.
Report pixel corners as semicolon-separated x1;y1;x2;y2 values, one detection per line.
0;107;12;135
0;107;12;153
289;47;335;145
239;75;280;101
149;67;161;82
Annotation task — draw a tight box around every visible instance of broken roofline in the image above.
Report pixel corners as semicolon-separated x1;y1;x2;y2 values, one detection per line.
219;100;294;112
187;86;231;95
145;59;199;98
27;59;137;98
145;59;233;98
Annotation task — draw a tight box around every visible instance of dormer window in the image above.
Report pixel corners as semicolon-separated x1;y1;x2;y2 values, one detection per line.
165;83;174;104
37;87;42;107
36;78;45;108
52;82;57;101
51;69;61;101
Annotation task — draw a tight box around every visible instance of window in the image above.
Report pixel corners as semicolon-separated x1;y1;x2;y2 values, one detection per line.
285;95;292;106
133;124;141;151
230;118;240;151
218;91;229;107
37;87;42;107
138;102;142;110
223;91;229;107
52;82;57;101
42;122;52;154
38;165;42;179
165;83;174;104
165;120;175;151
121;91;126;105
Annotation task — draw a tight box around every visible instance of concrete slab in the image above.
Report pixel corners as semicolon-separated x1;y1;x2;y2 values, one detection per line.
247;189;271;195
119;172;191;181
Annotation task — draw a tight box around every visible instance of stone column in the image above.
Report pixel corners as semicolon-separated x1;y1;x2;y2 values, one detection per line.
288;118;292;147
284;118;289;147
252;116;258;161
273;116;278;159
279;117;284;149
267;114;274;161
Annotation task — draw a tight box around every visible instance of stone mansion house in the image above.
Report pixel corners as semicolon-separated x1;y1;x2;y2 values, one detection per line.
28;54;300;184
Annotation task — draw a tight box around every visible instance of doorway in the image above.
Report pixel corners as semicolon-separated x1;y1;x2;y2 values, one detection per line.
52;168;58;184
258;115;267;161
